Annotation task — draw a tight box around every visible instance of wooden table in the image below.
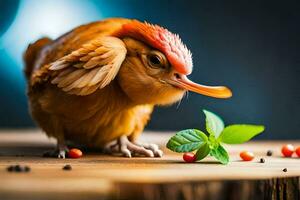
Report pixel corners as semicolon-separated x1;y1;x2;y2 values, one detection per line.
0;130;299;200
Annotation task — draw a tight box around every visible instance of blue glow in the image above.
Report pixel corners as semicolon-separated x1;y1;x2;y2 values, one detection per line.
1;0;102;67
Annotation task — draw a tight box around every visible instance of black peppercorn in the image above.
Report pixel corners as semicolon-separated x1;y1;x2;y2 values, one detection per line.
24;166;31;172
6;166;14;172
266;150;273;156
283;168;287;172
14;165;22;172
63;164;72;170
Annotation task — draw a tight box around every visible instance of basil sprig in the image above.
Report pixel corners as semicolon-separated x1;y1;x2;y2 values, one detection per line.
166;110;265;164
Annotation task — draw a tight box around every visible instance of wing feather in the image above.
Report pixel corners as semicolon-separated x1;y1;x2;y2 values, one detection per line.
48;36;127;95
57;69;86;88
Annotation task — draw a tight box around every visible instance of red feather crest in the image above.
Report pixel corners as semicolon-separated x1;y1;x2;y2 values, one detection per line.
115;20;193;75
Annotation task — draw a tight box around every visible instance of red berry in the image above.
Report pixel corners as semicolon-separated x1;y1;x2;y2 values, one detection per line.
68;148;83;159
183;152;196;163
240;151;254;161
281;144;294;157
295;147;300;157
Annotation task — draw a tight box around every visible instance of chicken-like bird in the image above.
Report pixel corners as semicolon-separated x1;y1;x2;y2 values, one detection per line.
24;18;232;158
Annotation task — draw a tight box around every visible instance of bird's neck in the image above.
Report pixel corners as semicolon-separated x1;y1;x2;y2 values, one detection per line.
92;80;137;112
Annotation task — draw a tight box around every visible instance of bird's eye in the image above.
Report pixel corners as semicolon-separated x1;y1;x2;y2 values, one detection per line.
149;54;161;65
146;51;167;69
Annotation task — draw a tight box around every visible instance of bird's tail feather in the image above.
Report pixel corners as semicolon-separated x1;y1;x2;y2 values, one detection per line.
23;37;52;80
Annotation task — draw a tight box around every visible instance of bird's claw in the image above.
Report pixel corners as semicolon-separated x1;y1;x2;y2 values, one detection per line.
136;143;163;157
104;136;163;157
57;150;67;159
43;147;68;159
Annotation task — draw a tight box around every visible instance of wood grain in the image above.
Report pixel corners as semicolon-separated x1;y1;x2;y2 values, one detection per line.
0;129;299;200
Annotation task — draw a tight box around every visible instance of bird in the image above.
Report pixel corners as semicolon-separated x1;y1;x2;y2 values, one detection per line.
24;18;232;158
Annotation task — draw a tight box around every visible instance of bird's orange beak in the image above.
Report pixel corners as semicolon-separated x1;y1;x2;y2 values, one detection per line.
168;75;232;99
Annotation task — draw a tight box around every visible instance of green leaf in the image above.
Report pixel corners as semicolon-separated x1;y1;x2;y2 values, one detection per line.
203;110;224;137
166;129;208;153
219;124;265;144
195;143;210;161
210;144;229;164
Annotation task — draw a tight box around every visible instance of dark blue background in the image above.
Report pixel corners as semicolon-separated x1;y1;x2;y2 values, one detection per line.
0;0;299;139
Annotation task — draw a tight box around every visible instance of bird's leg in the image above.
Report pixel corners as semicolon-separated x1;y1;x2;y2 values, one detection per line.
103;140;119;153
105;136;163;157
43;136;69;159
56;137;69;158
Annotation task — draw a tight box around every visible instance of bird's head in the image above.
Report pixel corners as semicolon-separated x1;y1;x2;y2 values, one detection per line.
114;20;232;105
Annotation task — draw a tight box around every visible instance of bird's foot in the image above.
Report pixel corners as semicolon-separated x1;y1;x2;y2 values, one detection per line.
43;146;69;159
136;142;163;157
104;136;163;158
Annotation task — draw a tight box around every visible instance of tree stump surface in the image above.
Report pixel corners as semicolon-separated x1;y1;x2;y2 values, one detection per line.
0;129;299;200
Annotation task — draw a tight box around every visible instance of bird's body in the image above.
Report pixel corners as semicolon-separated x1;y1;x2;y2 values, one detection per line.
26;19;153;147
25;18;232;158
29;79;153;147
